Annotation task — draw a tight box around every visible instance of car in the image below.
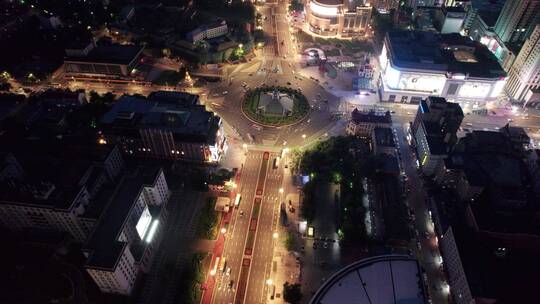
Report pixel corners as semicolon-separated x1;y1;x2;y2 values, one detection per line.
287;82;292;85
212;93;220;97
466;123;473;126
222;91;229;95
228;280;234;290
390;110;396;114
323;242;328;249
226;267;231;276
239;210;244;216
507;118;513;122
406;112;413;115
248;73;253;76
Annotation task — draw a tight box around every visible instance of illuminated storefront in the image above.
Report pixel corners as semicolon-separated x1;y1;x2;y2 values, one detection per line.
304;0;371;38
379;31;507;104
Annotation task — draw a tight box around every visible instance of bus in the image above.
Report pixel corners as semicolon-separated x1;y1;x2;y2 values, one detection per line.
219;257;227;273
235;194;242;207
270;284;276;300
273;157;280;169
211;257;220;276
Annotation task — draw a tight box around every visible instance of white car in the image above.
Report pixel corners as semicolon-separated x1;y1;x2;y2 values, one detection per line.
226;267;231;276
222;91;229;95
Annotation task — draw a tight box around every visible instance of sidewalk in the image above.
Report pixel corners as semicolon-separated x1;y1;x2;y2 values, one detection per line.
267;162;303;303
200;169;243;304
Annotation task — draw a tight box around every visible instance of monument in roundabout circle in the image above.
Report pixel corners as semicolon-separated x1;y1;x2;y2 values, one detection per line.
242;86;310;127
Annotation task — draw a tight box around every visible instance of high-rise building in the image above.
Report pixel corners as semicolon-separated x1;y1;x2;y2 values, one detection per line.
411;97;463;176
84;167;170;295
493;0;540;44
504;24;540;104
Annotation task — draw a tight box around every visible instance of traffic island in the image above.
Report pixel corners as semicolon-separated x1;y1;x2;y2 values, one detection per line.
241;86;310;127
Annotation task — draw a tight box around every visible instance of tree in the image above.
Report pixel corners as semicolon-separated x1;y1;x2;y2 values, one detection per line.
283;231;295;251
289;0;303;12
283;282;302;304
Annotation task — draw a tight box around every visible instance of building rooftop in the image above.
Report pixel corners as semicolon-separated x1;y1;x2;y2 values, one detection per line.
386;30;506;78
351;109;392;124
312;0;344;6
310;255;426;304
65;44;143;65
452;221;540;302
84;167;163;270
0;93;24;122
373;127;395;148
100;94;220;145
0;144;121;212
0;153;92;210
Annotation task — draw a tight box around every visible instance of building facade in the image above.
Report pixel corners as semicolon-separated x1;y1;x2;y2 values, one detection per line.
84;167;170;295
99;93;227;163
411;97;463;176
504;24;540;104
493;0;540;44
304;0;372;38
64;41;144;78
0;145;125;242
187;20;228;43
346;109;392;137
379;31;507;105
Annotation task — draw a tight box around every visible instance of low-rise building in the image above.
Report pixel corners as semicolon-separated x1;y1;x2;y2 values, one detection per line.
64;40;144;79
371;127;397;157
84;167;170;295
304;0;372;38
414;6;466;34
99;92;227;163
346;109;392;138
186;20;228;43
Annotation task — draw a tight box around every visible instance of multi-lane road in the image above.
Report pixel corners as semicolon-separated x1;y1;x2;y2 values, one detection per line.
208;149;284;304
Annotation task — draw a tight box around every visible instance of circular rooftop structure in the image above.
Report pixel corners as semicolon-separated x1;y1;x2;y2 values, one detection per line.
312;0;343;6
310;255;427;304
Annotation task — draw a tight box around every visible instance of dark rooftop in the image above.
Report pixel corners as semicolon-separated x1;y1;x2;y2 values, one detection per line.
101;94;220;145
351;108;392;124
312;0;343;6
0;93;24;122
65;44;144;65
386;31;506;78
373;127;395;148
85;167;162;270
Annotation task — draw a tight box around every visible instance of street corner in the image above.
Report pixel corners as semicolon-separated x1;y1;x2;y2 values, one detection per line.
284;193;300;205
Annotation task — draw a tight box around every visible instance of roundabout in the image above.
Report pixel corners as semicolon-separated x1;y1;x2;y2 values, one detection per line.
241;86;310;127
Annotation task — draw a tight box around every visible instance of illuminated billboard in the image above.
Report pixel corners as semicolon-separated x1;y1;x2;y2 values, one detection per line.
458;82;491;98
136;206;152;239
